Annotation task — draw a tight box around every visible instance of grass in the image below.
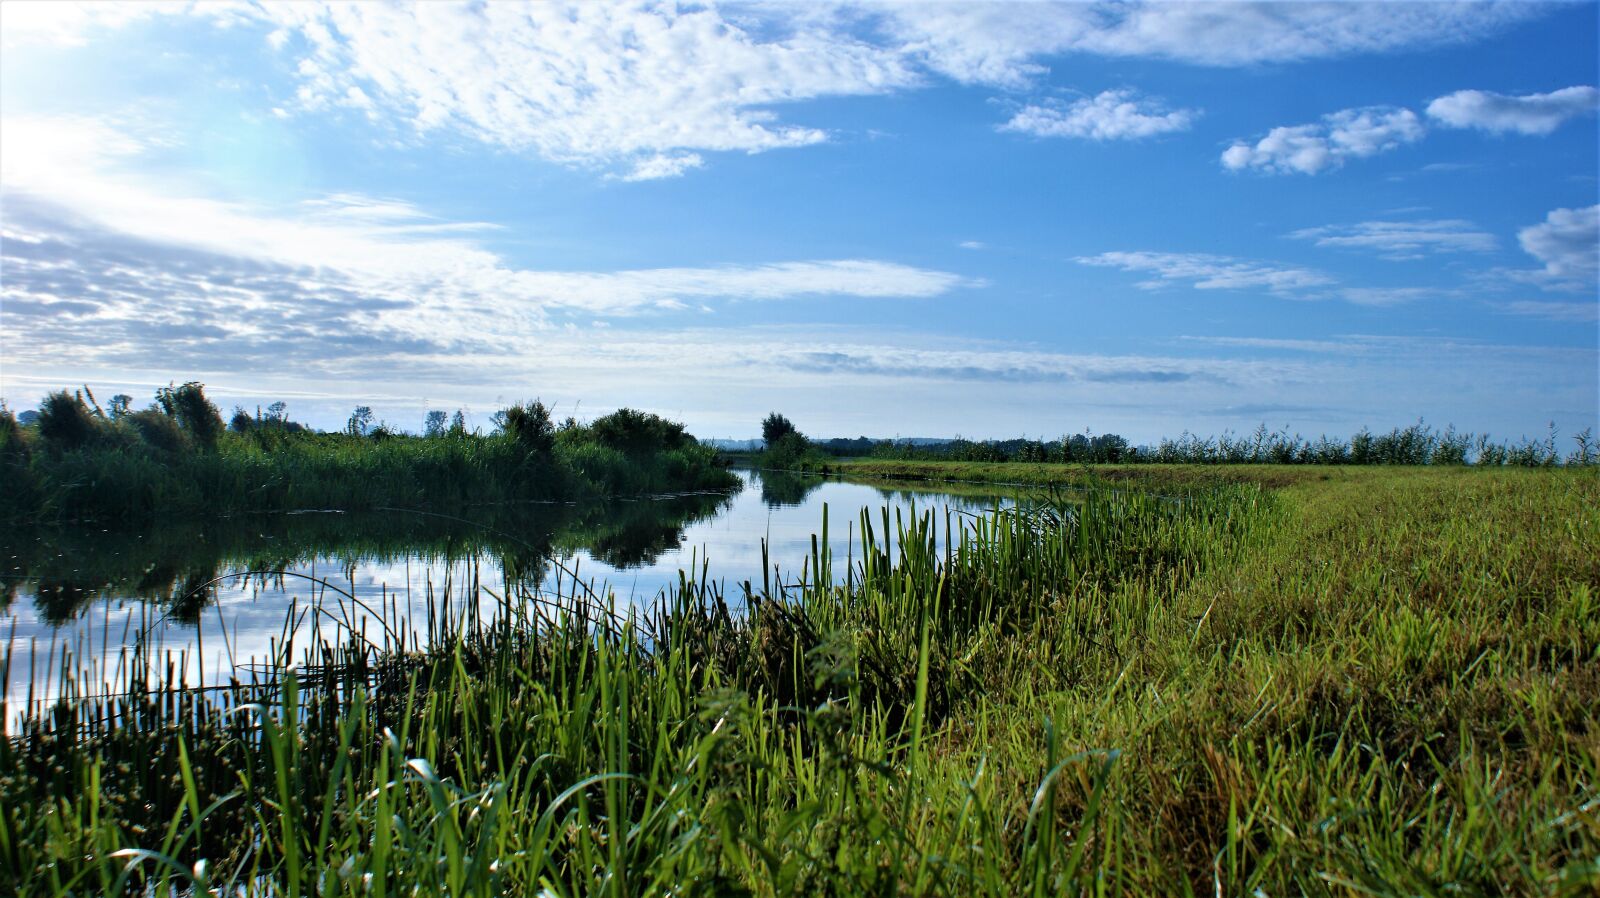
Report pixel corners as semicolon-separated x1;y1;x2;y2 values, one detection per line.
1;465;1596;895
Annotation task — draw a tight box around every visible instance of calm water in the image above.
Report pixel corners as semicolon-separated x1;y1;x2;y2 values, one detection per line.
1;470;1015;710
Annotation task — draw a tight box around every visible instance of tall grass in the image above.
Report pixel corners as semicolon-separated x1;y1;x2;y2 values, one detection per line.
3;467;1596;895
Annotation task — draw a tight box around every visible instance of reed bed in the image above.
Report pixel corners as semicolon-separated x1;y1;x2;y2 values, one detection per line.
1;467;1596;896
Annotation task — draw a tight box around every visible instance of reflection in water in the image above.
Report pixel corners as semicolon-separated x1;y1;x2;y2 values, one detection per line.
1;470;1014;709
1;493;733;626
757;469;826;507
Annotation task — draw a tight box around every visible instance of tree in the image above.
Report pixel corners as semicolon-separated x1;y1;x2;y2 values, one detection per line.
449;410;467;436
108;394;133;419
266;401;287;424
762;412;798;448
347;405;375;436
501;401;555;453
424;409;448;437
590;407;689;454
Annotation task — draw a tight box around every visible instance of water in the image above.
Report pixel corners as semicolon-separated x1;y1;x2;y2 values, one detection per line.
1;469;1017;712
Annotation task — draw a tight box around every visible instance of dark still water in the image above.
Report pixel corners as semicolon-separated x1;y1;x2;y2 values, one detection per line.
2;470;1015;709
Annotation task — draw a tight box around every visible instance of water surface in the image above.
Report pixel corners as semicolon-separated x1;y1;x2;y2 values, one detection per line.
2;470;1018;712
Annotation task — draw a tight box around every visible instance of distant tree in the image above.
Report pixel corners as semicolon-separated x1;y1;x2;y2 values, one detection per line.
266;401;288;424
108;394;133;419
229;406;255;433
17;410;39;426
449;410;467;436
347;405;375;436
762;412;798;448
424;409;448;437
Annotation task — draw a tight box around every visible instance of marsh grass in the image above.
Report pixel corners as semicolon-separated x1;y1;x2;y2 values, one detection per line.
1;467;1596;895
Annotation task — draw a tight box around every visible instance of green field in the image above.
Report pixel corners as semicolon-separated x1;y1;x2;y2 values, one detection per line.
4;465;1597;895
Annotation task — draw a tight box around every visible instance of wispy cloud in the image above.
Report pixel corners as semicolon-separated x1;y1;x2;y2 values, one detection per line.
1000;89;1197;140
1495;300;1599;322
1082;251;1453;306
1076;251;1334;294
0;115;972;372
1289;219;1497;259
1222;106;1424;175
1426;86;1599;135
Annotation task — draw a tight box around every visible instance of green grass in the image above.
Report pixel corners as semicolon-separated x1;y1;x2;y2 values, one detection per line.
2;466;1596;895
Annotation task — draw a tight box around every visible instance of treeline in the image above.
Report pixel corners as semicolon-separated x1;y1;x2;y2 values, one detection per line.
751;415;1597;468
0;383;735;524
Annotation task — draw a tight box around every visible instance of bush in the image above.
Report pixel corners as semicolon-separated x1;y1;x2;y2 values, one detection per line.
156;382;225;449
502;401;555;454
36;391;101;449
125;409;191;454
0;405;30;460
589;408;691;455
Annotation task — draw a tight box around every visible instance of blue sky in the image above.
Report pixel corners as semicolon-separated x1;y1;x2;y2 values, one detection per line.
1;1;1596;443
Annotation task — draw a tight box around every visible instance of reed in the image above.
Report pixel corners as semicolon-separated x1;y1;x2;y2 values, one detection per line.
2;466;1595;895
3;392;736;525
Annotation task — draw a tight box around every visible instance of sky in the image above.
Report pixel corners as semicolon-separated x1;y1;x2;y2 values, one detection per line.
0;1;1596;443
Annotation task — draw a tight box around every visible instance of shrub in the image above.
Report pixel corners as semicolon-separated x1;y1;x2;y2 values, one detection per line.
156;382;225;449
126;409;191;454
502;401;555;454
589;408;691;455
0;405;29;460
36;391;100;449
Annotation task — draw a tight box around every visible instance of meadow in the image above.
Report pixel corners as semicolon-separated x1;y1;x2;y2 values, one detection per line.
3;463;1595;896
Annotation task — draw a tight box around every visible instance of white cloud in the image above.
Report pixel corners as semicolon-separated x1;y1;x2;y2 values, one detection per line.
1289;219;1497;259
617;153;706;182
1517;205;1600;286
1000;89;1197;140
1076;251;1334;294
0;115;969;360
1222;106;1424;175
1426;86;1599;135
877;1;1542;85
1496;300;1599;322
1;2;1551;178
0;0;202;48
250;3;918;179
1336;287;1442;306
958;241;986;250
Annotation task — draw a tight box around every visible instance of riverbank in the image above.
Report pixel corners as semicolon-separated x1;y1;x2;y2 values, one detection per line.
817;456;1541;491
4;466;1596;894
0;396;737;524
